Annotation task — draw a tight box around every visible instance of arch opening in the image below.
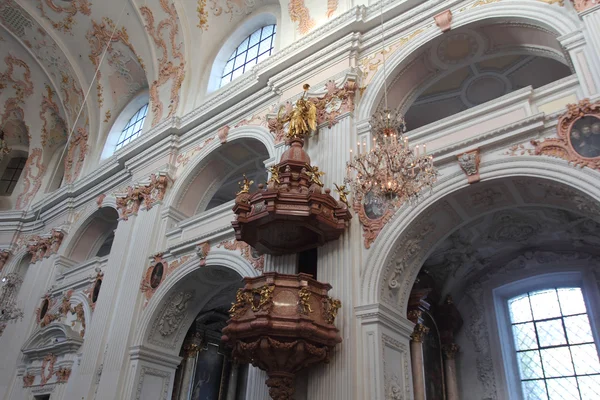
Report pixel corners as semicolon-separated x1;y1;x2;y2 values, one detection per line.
66;207;119;263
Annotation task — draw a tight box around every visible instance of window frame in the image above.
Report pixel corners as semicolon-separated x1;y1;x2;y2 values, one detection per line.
492;270;600;399
0;156;27;196
115;103;149;151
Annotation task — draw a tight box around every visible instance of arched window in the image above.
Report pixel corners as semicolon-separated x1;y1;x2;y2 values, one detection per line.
507;287;599;399
220;24;276;88
115;103;149;151
0;156;27;195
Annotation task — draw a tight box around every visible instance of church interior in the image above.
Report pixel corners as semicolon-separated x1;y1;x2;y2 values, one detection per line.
0;0;600;399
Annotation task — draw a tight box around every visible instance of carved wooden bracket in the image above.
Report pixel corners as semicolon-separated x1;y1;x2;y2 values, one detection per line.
457;149;481;184
532;99;600;170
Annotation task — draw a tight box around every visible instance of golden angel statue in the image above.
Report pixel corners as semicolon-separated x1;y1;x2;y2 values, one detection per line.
237;174;254;195
305;164;325;186
277;84;317;140
334;183;350;206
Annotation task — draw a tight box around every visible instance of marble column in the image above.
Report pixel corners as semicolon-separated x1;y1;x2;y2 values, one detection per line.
442;343;460;400
177;354;197;400
94;205;164;400
410;323;429;400
226;362;240;400
67;217;136;400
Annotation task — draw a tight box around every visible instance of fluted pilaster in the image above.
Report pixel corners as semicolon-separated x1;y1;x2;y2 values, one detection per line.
305;116;357;400
263;253;297;274
581;5;600;91
94;205;164;399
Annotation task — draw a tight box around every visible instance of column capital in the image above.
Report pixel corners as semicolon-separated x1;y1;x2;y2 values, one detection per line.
410;323;429;343
442;343;460;360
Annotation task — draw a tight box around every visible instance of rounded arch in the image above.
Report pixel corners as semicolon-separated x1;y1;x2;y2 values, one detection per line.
133;249;260;353
61;206;119;263
205;7;281;94
358;1;582;123
166;126;275;214
360;156;600;314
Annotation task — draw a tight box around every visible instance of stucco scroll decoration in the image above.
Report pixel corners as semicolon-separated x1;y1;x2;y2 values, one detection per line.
27;229;65;263
217;239;264;271
175;136;215;170
327;0;339;18
387;375;404;400
16;148;47;210
352;192;395;249
115;174;170;220
571;0;599;12
40;353;56;386
457;149;481;184
39;85;67;149
387;223;435;292
55;367;71;383
289;0;315;35
140;0;186;127
0;250;10;272
64;127;88;184
267;80;357;144
158;290;194;337
38;0;91;35
531;99;600;170
22;373;35;387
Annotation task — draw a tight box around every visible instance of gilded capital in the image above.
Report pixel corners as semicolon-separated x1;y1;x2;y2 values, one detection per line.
407;309;422;323
411;323;429;343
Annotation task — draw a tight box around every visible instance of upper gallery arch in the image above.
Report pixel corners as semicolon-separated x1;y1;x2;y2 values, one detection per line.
359;2;581;123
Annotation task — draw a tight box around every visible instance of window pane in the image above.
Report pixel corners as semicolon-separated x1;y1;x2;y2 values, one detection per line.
536;319;567;347
220;25;275;87
510;294;533;323
116;103;148;150
546;377;580;400
514;323;538;351
557;288;587;316
564;315;594;344
530;289;561;320
518;350;544;380
540;347;574;378
571;344;600;375
578;376;600;399
522;379;548;400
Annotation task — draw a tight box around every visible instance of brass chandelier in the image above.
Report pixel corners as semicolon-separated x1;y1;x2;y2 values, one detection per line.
345;2;437;207
0;273;24;334
345;110;437;205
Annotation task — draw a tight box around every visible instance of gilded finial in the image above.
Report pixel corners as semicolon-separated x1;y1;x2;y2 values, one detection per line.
334;183;350;206
305;164;325;186
236;174;254;195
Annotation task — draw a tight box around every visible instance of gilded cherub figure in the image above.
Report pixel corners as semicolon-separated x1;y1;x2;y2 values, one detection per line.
267;166;280;185
334;183;350;206
305;164;325;186
237;174;254;195
277;84;317;140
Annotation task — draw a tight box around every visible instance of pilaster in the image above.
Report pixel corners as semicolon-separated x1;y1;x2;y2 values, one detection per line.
559;30;599;96
580;5;600;91
94;204;165;400
67;215;136;400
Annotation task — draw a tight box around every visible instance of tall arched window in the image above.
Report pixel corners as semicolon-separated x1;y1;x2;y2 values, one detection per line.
115;103;149;150
220;24;276;88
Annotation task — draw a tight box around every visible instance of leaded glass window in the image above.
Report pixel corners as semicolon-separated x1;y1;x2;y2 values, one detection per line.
220;25;276;88
508;287;600;399
0;157;26;195
115;103;149;150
